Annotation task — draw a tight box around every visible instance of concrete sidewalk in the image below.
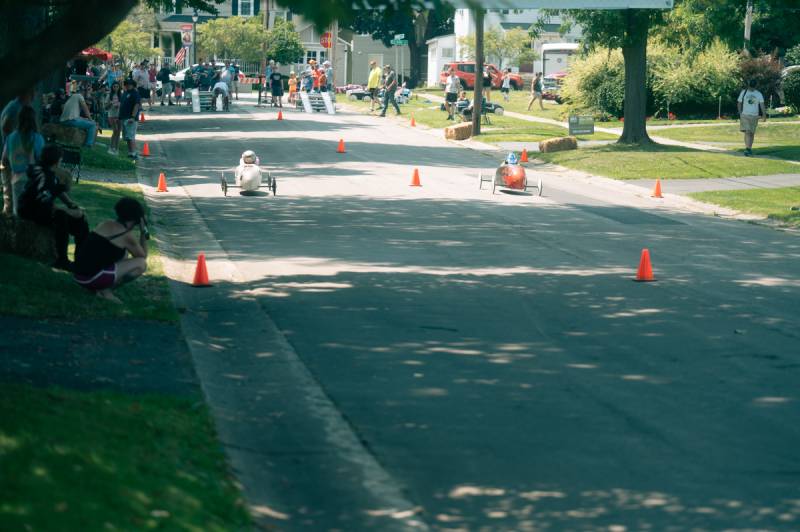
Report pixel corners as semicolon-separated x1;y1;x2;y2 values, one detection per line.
627;173;800;194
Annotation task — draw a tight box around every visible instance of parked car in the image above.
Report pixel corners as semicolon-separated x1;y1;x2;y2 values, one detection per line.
169;65;246;84
542;71;567;104
439;62;523;91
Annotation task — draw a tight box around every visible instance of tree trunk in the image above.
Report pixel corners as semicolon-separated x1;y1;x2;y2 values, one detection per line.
618;9;651;145
472;7;484;136
408;42;423;88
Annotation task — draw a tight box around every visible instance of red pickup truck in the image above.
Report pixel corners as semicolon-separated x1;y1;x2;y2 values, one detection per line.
439;62;524;90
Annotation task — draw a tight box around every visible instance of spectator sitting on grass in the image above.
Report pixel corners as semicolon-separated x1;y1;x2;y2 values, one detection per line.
18;144;88;272
73;197;148;305
1;106;44;215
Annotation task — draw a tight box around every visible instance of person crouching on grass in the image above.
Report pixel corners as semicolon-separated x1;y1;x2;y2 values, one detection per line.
73;197;148;304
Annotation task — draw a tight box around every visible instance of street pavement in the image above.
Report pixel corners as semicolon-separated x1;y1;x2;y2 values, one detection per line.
137;97;800;530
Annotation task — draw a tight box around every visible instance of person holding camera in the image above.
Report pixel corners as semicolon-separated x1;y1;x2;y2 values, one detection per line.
73;197;148;304
18;144;88;271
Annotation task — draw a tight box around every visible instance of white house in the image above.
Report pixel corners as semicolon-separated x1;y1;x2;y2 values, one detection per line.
452;8;581;73
426;34;456;87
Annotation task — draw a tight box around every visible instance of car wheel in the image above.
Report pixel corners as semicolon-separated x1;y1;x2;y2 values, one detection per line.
511;81;521;91
494;107;504;115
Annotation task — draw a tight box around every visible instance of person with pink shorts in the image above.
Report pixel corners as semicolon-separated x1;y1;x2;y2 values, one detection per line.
73;197;148;304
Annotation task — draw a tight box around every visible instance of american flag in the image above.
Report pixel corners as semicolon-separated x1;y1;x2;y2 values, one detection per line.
175;47;187;65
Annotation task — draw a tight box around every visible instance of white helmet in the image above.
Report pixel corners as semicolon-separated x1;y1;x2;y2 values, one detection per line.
241;150;257;164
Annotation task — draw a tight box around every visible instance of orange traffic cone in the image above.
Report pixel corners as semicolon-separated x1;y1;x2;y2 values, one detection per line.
410;168;422;187
142;142;151;157
634;248;656;282
652;178;663;198
192;253;210;287
520;148;529;163
139;112;145;123
410;114;416;127
337;139;346;153
156;172;168;192
277;110;283;120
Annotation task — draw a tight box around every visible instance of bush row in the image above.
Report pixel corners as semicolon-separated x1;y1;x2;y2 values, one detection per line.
561;40;785;119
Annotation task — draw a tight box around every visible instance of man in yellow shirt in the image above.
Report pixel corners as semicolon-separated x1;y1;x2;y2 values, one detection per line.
367;60;383;112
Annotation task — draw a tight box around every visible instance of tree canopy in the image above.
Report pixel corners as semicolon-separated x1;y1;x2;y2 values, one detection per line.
198;16;269;62
457;27;538;69
0;0;223;105
264;19;305;65
96;20;161;68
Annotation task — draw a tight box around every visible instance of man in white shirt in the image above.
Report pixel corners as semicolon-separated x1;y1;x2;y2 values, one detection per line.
737;79;766;156
60;90;97;147
444;68;461;120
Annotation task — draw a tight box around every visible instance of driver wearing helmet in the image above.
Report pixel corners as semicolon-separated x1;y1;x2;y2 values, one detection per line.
236;150;262;190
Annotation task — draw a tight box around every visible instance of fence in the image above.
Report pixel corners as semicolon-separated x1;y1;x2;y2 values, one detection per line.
156;57;262;75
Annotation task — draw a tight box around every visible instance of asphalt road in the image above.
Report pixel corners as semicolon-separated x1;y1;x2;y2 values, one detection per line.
142;100;800;531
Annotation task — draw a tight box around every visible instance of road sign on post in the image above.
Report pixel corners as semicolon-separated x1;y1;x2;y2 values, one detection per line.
390;39;408;46
320;32;332;48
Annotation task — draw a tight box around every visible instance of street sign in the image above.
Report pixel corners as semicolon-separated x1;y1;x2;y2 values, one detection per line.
394;33;405;39
568;115;595;135
390;39;408;46
320;32;332;48
180;23;193;31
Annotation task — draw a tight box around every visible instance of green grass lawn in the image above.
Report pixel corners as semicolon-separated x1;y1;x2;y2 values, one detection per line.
689;187;800;225
81;133;136;172
0;182;177;321
344;93;616;142
417;88;567;122
0;383;252;531
536;143;800;180
649;122;800;161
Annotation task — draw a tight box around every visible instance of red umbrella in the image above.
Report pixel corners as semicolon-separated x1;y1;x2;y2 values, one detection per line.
80;47;113;61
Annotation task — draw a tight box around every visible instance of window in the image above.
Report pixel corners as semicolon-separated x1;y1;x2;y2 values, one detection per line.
305;50;327;64
441;47;454;59
460;64;475;73
239;0;253;17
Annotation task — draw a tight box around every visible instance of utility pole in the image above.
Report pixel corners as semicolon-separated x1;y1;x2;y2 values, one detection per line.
744;0;753;51
261;0;269;75
472;7;484;136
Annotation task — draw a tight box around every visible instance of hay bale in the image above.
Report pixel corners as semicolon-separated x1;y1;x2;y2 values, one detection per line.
444;122;473;141
0;215;57;263
539;136;578;153
41;123;87;147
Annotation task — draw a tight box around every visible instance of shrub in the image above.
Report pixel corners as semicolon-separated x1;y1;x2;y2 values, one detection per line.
783;70;800;112
562;40;740;119
785;44;800;67
738;53;783;103
560;48;625;119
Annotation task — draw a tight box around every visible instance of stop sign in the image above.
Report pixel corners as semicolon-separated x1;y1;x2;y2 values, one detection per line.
320;32;332;49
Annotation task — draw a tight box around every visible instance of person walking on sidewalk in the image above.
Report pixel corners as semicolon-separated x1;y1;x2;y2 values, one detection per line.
367;60;383;112
444;67;460;120
379;65;401;117
527;72;544;111
737;79;766;157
